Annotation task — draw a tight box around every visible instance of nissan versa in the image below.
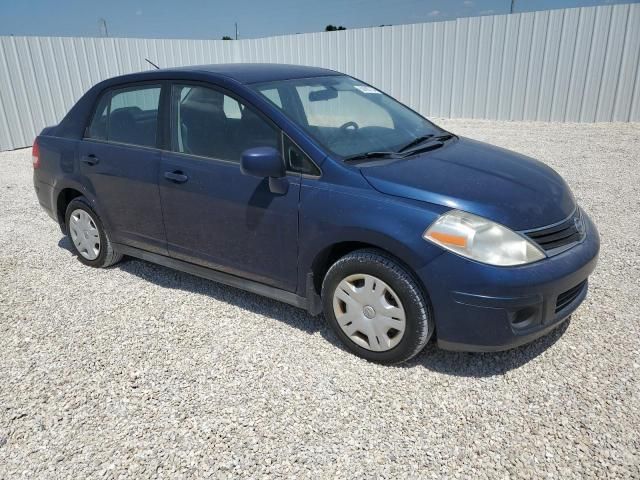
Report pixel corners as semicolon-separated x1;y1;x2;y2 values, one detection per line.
33;64;599;364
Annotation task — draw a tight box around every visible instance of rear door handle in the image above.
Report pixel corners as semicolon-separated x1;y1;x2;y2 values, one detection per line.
81;154;99;166
164;171;189;183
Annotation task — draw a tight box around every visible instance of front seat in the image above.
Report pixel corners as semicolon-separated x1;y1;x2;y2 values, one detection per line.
234;107;278;160
179;89;228;159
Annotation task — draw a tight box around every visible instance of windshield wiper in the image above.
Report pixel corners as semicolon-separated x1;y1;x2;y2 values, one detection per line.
397;133;454;153
343;151;398;163
343;133;456;163
397;134;435;153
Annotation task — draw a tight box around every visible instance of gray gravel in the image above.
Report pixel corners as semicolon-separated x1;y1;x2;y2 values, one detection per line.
1;120;639;479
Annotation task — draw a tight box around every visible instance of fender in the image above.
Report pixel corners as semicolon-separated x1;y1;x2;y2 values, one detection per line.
52;175;114;234
297;179;450;296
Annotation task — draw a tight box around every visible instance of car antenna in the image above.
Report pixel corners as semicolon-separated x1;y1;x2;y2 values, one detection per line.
144;58;160;70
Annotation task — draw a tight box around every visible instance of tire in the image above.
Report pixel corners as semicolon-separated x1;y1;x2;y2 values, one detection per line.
65;196;122;268
321;248;433;364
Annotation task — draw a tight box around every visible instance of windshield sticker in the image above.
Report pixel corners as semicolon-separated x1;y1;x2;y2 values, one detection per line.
354;85;381;94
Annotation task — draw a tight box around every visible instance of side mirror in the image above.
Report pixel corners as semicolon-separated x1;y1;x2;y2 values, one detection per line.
240;147;288;194
241;147;284;178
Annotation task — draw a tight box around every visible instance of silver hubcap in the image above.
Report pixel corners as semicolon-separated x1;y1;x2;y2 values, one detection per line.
69;209;100;260
332;273;406;352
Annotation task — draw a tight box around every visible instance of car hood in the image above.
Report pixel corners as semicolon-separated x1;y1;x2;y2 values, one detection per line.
360;137;575;231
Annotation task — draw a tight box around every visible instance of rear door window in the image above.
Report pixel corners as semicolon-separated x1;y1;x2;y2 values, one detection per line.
86;85;161;148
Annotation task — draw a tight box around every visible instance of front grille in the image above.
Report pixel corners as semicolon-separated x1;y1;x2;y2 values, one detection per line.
524;208;585;254
555;280;587;313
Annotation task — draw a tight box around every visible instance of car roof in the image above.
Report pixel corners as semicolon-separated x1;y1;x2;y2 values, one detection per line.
156;63;341;84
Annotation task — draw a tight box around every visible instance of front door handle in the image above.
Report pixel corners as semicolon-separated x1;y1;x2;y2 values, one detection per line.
81;154;99;166
164;171;189;183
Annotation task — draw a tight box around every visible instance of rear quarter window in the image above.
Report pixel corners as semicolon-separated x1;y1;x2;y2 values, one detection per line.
87;94;110;140
86;85;161;148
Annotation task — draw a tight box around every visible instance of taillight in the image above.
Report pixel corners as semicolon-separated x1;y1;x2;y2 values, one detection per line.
32;139;40;169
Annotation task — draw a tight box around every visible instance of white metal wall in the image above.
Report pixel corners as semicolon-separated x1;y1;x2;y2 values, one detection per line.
1;3;639;151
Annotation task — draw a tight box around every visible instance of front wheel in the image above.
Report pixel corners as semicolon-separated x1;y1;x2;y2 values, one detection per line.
321;249;433;364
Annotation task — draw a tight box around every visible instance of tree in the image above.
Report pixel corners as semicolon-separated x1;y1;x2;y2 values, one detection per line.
325;25;346;31
221;36;233;40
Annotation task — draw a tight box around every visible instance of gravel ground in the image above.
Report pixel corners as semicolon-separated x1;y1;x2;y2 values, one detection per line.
1;120;639;479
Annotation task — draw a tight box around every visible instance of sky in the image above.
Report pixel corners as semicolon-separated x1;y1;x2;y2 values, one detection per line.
0;0;637;39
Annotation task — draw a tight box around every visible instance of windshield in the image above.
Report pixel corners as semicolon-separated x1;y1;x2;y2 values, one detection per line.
252;75;444;159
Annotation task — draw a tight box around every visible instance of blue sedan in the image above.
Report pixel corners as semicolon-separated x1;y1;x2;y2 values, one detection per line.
32;64;599;363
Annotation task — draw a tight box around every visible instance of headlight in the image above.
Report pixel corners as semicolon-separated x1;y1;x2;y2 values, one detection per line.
423;210;545;266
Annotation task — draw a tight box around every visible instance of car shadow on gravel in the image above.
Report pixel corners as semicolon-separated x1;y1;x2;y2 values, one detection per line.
58;236;74;252
59;236;329;336
406;319;571;377
116;255;331;334
58;237;569;377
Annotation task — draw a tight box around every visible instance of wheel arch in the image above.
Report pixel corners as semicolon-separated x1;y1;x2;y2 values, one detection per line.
56;187;84;232
53;177;106;234
308;237;432;300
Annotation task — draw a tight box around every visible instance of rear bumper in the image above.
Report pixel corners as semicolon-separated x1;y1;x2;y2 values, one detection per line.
33;178;57;222
417;212;600;352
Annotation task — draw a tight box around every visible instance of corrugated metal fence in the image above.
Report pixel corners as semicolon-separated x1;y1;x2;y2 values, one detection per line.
1;3;639;151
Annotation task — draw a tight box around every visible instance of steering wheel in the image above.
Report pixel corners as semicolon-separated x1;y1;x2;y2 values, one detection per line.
339;121;359;132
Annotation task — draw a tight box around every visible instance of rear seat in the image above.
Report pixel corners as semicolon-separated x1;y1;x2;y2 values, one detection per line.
110;107;157;147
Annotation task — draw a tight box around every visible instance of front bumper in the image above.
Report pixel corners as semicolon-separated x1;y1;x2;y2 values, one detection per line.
417;212;600;352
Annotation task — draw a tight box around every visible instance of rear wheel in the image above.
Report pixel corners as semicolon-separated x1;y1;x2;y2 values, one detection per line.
65;197;122;268
321;249;433;364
